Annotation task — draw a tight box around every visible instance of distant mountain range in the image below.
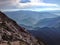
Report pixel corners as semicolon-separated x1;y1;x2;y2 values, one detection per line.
28;27;60;45
4;10;58;26
20;16;60;29
4;10;60;45
35;16;60;28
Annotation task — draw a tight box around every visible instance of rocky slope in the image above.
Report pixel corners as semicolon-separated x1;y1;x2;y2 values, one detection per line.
0;11;44;45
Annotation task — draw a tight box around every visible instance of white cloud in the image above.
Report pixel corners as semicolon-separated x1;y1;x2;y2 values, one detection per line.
32;8;60;11
0;0;18;6
18;0;59;8
0;0;60;12
0;0;20;10
30;0;42;3
1;9;21;12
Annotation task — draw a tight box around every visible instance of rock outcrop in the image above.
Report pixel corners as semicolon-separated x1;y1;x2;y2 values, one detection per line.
0;11;44;45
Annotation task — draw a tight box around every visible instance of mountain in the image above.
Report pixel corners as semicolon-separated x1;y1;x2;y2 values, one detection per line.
28;27;60;45
35;17;60;28
0;11;42;45
20;17;36;26
4;10;58;26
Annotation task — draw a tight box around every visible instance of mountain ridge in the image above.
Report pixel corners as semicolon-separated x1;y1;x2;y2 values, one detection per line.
35;16;60;28
0;11;42;45
4;10;58;26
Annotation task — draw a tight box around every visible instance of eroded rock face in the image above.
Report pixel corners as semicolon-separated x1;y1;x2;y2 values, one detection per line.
0;11;44;45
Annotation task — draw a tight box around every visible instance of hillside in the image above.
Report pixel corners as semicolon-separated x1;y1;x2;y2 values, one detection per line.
0;11;43;45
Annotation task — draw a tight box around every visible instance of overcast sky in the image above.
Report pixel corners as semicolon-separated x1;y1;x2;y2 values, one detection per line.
0;0;60;12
